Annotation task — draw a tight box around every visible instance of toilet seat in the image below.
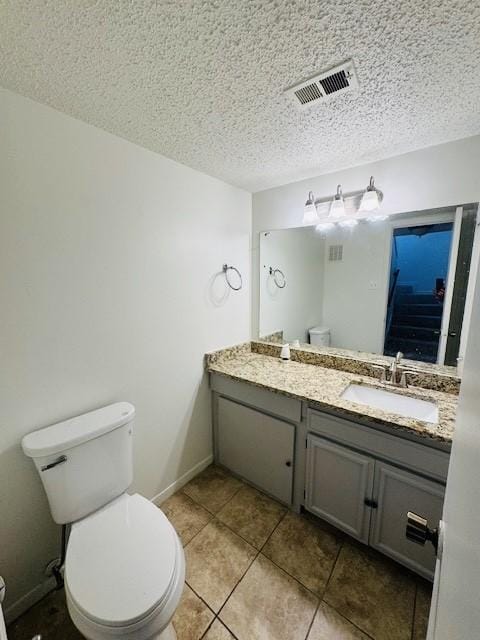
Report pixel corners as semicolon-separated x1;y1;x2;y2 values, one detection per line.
65;493;185;639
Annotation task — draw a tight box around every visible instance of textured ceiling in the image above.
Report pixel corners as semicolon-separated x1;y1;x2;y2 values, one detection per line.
1;1;479;192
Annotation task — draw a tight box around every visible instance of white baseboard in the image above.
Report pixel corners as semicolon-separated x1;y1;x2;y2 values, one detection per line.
4;576;56;625
150;455;213;506
4;456;213;625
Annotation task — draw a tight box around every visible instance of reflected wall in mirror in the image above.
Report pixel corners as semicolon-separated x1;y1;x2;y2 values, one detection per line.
259;204;479;367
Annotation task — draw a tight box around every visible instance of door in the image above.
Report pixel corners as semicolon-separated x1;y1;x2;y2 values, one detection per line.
429;236;480;639
384;221;454;364
217;397;295;504
305;434;374;543
370;462;444;580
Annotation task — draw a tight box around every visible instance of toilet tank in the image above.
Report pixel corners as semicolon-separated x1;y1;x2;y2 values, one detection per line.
309;326;331;347
22;402;135;524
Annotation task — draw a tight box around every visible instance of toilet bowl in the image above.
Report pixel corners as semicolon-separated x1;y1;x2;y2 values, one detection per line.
22;403;185;640
65;494;185;640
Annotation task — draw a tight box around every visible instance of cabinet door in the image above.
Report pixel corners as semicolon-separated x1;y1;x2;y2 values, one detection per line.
305;434;375;543
217;397;295;504
370;461;444;580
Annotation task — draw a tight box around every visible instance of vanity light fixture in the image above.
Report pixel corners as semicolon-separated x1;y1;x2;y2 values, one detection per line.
303;191;319;225
359;176;382;212
302;175;385;227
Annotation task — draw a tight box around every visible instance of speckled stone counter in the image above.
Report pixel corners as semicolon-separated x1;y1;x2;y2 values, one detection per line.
253;340;460;395
206;345;456;445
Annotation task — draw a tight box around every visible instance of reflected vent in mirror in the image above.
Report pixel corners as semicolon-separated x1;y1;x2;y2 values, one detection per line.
328;245;343;262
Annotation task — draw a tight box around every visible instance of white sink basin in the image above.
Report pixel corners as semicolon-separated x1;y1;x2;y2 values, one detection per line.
341;383;438;424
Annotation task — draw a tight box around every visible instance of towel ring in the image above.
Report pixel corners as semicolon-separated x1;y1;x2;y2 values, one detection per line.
269;267;286;289
223;264;243;291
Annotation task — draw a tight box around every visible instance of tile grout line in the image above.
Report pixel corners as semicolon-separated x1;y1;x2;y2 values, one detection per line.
303;600;321;640
214;499;288;551
180;469;246;515
320;538;344;598
216;546;261;623
178;468;380;639
199;615;242;640
188;496;346;613
319;540;379;640
183;580;217;616
177;470;246;547
180;476;265;628
321;600;376;640
213;493;288;625
179;471;385;640
302;538;345;640
411;582;419;640
257;551;324;601
179;469;281;633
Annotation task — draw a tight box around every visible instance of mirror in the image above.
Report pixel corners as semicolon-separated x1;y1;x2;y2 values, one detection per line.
259;204;478;368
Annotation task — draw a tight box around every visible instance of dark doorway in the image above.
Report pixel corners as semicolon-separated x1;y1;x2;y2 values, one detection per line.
384;223;453;363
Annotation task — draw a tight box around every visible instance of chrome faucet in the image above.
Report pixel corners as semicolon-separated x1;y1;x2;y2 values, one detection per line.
372;352;416;388
389;351;403;385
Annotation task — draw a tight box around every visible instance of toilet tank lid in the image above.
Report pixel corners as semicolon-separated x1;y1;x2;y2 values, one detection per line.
309;326;330;335
22;402;135;458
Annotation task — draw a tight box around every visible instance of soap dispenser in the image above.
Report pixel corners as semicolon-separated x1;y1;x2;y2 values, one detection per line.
280;344;291;361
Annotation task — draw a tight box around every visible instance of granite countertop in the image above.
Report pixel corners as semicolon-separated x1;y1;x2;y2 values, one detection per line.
207;346;456;445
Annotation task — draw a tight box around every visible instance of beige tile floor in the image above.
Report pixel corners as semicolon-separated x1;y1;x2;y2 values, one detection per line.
8;464;432;640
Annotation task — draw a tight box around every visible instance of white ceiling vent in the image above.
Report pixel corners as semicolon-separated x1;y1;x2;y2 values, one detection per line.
286;60;358;108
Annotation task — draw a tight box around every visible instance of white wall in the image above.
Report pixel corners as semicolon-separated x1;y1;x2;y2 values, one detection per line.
0;87;251;619
321;222;391;353
252;135;480;339
259;228;324;343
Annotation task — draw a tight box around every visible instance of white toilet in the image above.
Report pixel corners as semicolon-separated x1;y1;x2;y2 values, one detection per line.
309;325;331;347
22;402;184;640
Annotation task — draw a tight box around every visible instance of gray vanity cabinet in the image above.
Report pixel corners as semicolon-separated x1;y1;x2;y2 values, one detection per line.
210;373;450;580
305;421;446;579
305;434;374;543
370;462;443;577
216;396;295;504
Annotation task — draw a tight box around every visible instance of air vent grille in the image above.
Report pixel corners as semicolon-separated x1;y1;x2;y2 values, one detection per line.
285;60;358;108
294;83;323;105
329;245;343;262
320;70;349;95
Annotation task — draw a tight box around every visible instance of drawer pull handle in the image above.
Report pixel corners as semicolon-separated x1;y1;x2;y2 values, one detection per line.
285;460;292;467
364;497;378;509
406;511;438;553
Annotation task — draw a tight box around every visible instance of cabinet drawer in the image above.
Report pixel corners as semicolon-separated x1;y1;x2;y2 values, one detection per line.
211;373;302;423
308;408;449;483
217;397;295;504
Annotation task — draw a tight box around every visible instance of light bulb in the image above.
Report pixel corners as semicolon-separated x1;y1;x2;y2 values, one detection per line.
360;176;380;212
303;191;319;225
360;189;380;212
329;185;345;218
